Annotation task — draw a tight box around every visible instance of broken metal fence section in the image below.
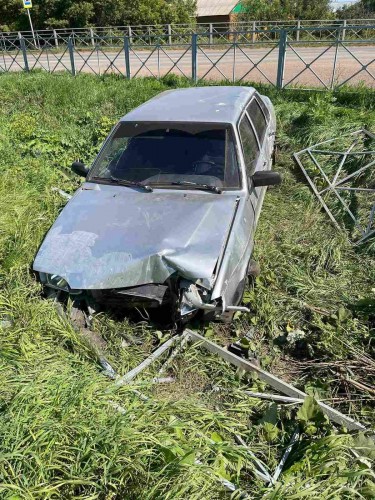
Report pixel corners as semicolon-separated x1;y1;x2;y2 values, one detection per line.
100;327;367;493
294;129;375;245
0;25;374;90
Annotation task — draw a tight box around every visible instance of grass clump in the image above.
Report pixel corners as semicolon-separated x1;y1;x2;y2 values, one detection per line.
0;72;374;498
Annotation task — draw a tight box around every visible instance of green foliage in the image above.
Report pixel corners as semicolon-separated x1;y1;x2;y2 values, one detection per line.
0;0;196;31
297;396;329;435
239;0;332;21
337;0;375;19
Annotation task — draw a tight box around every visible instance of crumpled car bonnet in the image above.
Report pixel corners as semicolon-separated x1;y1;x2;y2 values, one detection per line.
33;184;238;290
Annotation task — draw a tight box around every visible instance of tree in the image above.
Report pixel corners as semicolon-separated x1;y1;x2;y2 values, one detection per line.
238;0;333;21
0;0;196;31
336;0;375;19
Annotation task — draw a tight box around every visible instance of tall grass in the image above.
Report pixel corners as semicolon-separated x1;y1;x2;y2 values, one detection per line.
0;72;374;498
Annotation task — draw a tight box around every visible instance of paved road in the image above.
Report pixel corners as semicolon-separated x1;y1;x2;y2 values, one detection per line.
1;44;374;87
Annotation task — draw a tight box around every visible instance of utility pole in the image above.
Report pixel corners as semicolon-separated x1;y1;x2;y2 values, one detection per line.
22;0;37;48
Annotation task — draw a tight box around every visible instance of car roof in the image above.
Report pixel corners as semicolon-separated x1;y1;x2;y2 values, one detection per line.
120;86;257;125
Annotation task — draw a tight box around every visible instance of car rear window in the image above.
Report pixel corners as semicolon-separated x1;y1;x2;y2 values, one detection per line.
89;122;241;189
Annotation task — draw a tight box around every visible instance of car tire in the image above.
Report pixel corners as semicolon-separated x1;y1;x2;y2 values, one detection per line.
219;275;248;324
247;259;260;279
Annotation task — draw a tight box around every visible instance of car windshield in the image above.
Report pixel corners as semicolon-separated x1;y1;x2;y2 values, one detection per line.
88;122;241;188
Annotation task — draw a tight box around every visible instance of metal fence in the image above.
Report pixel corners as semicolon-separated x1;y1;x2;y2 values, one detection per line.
1;25;374;90
1;18;375;47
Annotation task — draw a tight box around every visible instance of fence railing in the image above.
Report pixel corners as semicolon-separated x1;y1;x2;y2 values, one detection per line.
1;26;374;90
1;18;375;48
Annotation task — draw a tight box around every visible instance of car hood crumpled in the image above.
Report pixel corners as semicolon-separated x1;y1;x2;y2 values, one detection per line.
33;183;238;290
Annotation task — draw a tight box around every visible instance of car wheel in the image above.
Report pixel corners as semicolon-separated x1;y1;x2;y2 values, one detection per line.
219;276;248;324
248;259;260;279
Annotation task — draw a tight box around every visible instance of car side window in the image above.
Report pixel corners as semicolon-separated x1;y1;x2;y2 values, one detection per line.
239;114;260;176
247;98;267;144
256;95;270;121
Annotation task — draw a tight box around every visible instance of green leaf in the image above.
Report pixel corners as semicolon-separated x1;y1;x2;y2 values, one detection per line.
297;396;326;426
337;306;350;322
160;446;176;464
262;422;279;442
305;424;318;436
215;456;231;480
211;432;224;443
179;450;196;465
239;337;250;348
260;403;278;425
353;432;375;460
205;327;214;338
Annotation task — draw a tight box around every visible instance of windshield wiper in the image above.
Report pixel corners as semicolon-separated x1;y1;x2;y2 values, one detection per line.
91;176;153;192
172;181;222;194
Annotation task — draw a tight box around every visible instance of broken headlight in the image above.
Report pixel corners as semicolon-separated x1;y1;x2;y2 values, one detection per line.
39;272;70;292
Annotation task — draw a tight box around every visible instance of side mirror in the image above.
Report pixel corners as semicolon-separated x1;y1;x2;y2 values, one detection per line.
252;170;282;188
71;161;89;177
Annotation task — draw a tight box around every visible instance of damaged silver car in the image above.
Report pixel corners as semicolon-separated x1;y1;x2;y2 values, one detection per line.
33;86;281;324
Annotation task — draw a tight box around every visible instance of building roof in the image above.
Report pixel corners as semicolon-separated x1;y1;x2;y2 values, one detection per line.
121;86;256;125
196;0;241;17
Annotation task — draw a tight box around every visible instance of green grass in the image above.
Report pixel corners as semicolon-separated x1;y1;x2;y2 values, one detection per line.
0;72;374;499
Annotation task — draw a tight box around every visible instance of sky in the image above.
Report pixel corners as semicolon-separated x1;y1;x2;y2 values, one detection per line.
330;0;358;11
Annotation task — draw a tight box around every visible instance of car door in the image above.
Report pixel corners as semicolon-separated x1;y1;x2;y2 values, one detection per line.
245;97;270;224
246;97;269;170
254;94;274;168
238;112;261;234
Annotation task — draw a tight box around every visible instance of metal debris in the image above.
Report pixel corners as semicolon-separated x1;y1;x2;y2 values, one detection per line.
77;325;369;495
115;335;180;386
156;331;189;375
271;428;300;484
235;435;274;484
243;391;304;404
187;330;367;431
51;186;72;200
99;356;117;379
294;129;375;245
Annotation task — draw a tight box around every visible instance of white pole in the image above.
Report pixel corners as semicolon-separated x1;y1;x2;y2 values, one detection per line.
26;8;37;48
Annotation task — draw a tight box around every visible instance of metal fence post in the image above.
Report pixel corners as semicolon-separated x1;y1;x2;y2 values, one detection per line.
209;23;213;45
252;21;256;44
276;29;287;89
296;20;301;42
330;27;340;89
342;19;347;41
68;37;76;76
53;29;58;47
167;24;172;45
20;37;29;72
90;28;95;47
124;36;131;79
192;33;198;83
